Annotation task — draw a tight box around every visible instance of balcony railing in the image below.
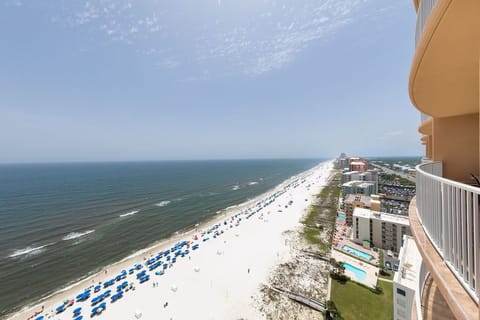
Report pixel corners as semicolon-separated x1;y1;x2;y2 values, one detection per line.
416;161;479;301
415;0;437;45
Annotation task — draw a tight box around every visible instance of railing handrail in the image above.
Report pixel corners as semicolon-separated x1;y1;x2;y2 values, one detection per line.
417;162;480;194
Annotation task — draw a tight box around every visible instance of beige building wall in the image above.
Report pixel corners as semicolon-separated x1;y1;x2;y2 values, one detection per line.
432;114;479;183
353;208;410;252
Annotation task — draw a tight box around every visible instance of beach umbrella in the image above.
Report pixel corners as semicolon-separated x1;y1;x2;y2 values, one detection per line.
34;316;44;320
170;284;178;292
194;266;200;272
73;307;82;315
134;309;143;319
216;250;222;255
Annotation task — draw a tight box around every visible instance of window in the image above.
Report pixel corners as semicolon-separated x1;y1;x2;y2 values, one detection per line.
397;288;406;296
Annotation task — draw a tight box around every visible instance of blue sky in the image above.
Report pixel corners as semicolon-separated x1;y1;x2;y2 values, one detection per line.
0;0;421;163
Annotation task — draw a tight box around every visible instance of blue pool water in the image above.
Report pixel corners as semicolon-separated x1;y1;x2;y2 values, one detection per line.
337;214;346;220
342;245;373;260
342;262;367;281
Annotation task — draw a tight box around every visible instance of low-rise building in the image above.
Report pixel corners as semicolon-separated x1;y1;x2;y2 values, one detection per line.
352;207;410;252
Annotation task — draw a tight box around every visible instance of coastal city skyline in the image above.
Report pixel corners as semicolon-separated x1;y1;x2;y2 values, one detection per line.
0;0;421;163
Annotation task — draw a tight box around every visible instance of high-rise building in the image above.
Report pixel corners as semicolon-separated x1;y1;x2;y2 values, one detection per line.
403;0;479;318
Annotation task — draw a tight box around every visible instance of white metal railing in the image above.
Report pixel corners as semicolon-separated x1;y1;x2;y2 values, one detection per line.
416;161;479;302
417;261;429;319
415;0;437;46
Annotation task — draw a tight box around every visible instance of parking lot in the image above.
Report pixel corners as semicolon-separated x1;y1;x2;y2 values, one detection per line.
383;249;400;271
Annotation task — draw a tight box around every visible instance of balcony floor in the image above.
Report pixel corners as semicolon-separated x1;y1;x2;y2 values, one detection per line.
409;197;478;319
421;275;455;320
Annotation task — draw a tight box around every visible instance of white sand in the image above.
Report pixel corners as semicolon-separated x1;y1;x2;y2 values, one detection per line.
9;160;333;320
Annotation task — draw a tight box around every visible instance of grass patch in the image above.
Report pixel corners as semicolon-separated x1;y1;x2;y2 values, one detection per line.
378;271;394;281
300;171;341;250
304;227;321;244
331;280;393;320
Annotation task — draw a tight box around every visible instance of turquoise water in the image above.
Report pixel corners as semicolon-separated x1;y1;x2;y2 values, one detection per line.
0;159;323;316
338;213;346;220
342;262;366;281
342;245;373;260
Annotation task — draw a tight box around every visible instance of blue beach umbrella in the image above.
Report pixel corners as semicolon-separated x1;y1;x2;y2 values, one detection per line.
34;316;44;320
74;317;83;320
56;305;65;313
73;307;82;315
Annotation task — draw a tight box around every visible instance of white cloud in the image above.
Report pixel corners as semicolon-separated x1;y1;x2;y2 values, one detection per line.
41;0;379;74
197;0;369;75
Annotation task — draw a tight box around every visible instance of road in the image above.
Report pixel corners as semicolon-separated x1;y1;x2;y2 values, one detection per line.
371;163;416;184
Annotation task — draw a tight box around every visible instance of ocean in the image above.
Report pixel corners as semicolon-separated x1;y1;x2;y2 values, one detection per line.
0;159;322;316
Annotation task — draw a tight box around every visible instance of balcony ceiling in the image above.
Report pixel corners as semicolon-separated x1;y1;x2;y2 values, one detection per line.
409;0;479;118
419;117;433;135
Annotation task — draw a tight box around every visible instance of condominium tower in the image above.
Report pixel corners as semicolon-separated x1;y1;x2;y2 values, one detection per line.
406;0;479;319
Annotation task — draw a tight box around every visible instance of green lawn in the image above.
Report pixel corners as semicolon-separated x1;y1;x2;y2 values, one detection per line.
331;280;393;320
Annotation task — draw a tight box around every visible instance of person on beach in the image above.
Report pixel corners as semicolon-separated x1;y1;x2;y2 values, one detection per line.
248;268;250;274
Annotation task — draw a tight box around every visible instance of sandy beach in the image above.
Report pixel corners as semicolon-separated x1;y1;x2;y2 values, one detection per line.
7;160;333;320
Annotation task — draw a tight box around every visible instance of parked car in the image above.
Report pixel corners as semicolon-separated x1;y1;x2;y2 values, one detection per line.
384;261;392;270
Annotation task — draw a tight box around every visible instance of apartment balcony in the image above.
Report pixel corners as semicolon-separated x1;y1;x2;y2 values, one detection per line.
410;161;479;318
414;0;436;46
409;0;479;118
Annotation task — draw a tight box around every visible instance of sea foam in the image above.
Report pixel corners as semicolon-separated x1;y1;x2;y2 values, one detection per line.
155;200;171;207
9;243;55;258
119;210;139;217
62;230;95;241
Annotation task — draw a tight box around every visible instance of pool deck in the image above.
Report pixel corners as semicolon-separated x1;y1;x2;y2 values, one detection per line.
333;215;379;264
331;250;378;288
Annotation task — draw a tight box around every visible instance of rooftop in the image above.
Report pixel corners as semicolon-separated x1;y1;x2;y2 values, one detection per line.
353;207;410;226
394;235;422;289
344;194;372;205
342;180;376;188
343;171;360;176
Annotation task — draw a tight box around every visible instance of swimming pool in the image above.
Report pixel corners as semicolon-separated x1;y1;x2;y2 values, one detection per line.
342;262;366;281
337;214;346;220
342;245;373;260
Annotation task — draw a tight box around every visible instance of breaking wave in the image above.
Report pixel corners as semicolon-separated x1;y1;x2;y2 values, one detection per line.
119;210;139;217
62;230;95;241
8;243;55;258
155;201;171;207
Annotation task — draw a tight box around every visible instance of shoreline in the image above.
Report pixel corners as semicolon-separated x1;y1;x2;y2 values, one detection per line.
5;160;333;320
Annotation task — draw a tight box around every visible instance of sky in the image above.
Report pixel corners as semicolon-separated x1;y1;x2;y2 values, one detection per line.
0;0;422;163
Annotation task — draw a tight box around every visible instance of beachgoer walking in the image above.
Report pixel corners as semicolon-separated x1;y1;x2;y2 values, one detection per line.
248;268;250;274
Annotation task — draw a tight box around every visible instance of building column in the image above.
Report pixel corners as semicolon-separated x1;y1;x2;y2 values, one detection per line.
432;114;479;183
427;135;432;159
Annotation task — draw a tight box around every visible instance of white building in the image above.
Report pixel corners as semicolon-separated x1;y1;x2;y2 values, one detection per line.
393;235;424;320
353;207;410;252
